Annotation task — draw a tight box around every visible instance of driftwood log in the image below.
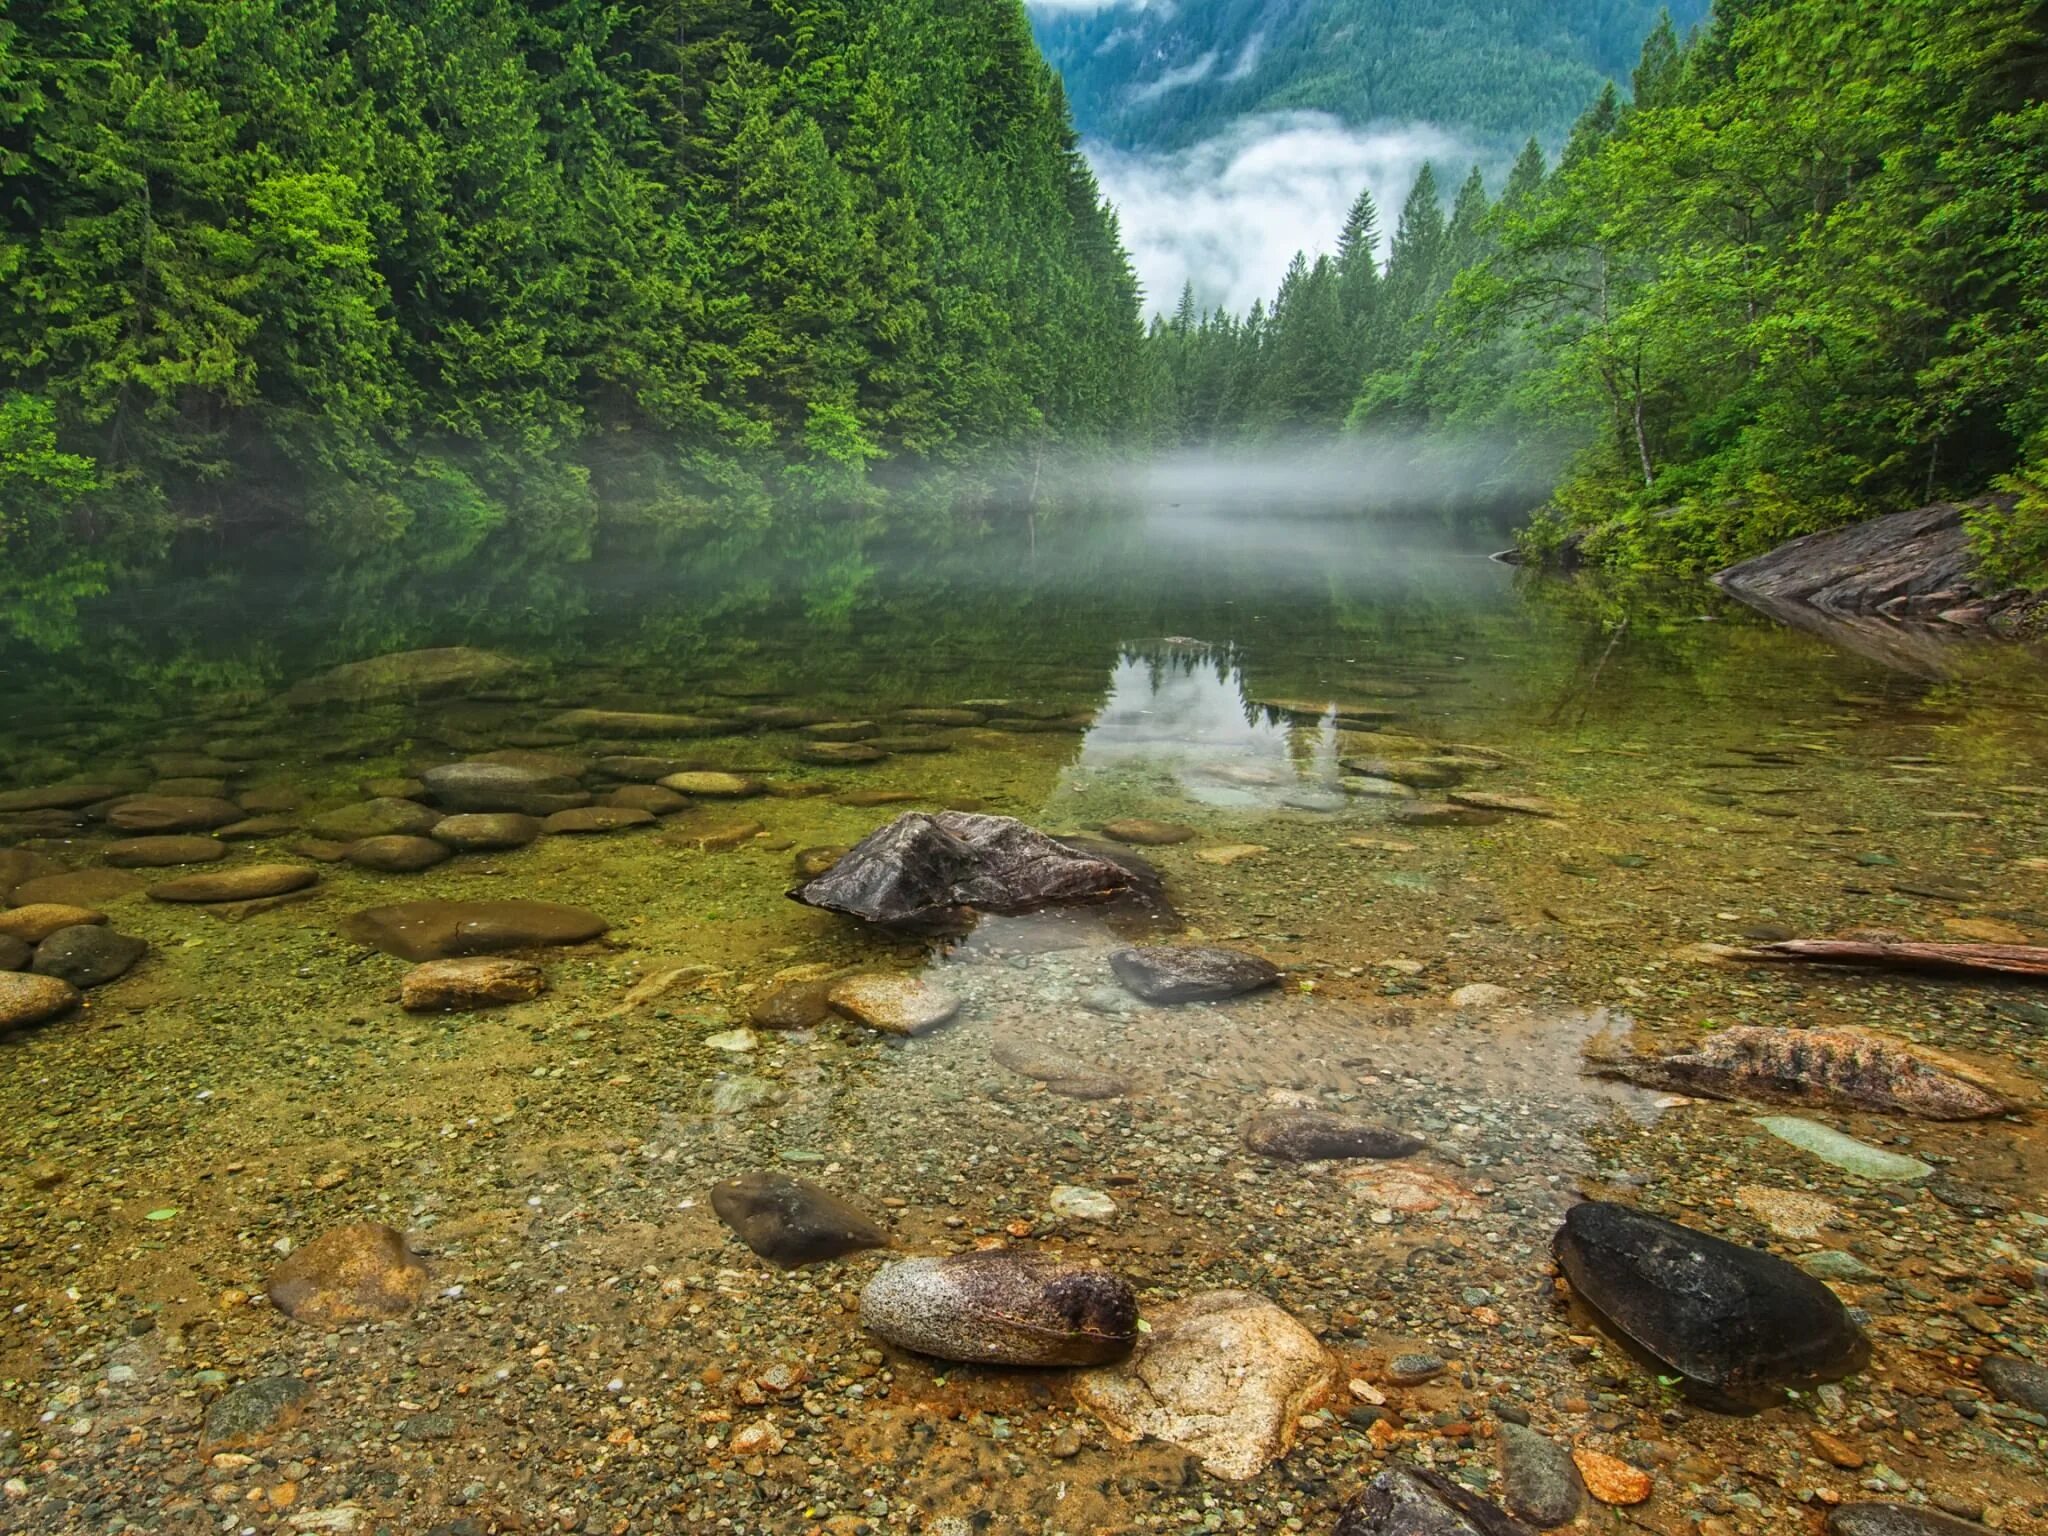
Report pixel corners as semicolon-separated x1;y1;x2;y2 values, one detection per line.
1736;939;2048;981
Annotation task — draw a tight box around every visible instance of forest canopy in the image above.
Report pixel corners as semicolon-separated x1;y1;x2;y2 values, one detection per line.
0;0;1144;594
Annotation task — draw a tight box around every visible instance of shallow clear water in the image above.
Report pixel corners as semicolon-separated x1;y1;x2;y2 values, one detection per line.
2;510;2046;1535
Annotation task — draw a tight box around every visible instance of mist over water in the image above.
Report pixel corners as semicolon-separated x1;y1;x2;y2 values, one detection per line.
1084;111;1481;314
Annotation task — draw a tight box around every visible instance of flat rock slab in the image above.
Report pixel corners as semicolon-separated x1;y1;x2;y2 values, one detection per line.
0;972;81;1034
11;869;144;908
1553;1200;1868;1402
544;806;656;835
342;899;608;960
431;814;542;852
1716;502;1985;616
103;795;243;833
0;783;124;813
828;974;961;1036
1077;1289;1336;1481
421;762;587;816
401;957;547;1012
268;1222;428;1327
658;772;763;798
863;1252;1138;1366
1337;1466;1533;1535
345;836;452;873
1243;1109;1423;1162
991;1036;1130;1099
710;1172;890;1267
31;926;146;989
0;904;108;945
1109;945;1280;1004
1755;1116;1934;1181
790;812;1132;927
1101;819;1196;846
308;798;442;841
151;865;320;905
1827;1506;1994;1536
103;835;228;868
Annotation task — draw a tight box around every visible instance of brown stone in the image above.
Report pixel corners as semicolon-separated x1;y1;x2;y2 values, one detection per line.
102;794;244;833
0;904;108;945
1101;819;1197;847
0;783;123;813
1571;1446;1652;1506
103;835;229;868
400;957;547;1012
341;899;608;961
216;816;297;841
430;813;542;852
0;848;63;898
748;978;836;1030
267;1222;428;1327
0;972;82;1034
602;785;689;815
658;772;763;798
345;836;452;873
8;869;144;908
543;806;656;835
149;865;320;904
828;974;961;1036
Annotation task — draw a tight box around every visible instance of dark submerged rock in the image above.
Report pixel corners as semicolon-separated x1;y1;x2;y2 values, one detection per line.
859;1251;1138;1366
0;935;29;972
1243;1109;1422;1162
201;1376;312;1453
31;925;146;988
1334;1464;1534;1536
1495;1423;1583;1528
341;899;608;961
1109;944;1280;1004
1978;1353;2048;1414
789;811;1134;928
422;761;589;816
345;835;452;873
1552;1200;1868;1403
307;798;441;841
709;1172;889;1267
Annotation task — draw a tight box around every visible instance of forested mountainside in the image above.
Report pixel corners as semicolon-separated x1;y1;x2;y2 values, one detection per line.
1031;0;1712;150
0;0;1142;588
1145;0;2048;580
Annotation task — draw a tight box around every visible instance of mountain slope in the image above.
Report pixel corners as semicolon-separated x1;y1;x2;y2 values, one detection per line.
1031;0;1715;149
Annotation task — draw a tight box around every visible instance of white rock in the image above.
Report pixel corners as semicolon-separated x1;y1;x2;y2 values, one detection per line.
1049;1185;1117;1221
1449;983;1514;1008
1076;1289;1336;1480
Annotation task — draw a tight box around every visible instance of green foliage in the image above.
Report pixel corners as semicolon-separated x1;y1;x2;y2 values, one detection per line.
0;0;1145;595
1150;0;2048;580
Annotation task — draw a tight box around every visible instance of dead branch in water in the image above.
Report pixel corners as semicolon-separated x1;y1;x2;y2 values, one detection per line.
1736;939;2048;981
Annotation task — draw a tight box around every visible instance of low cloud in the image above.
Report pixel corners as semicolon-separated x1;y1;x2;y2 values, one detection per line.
1128;48;1219;104
1086;111;1478;317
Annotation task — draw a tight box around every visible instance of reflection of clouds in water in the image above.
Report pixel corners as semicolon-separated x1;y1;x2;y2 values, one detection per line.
1063;643;1337;808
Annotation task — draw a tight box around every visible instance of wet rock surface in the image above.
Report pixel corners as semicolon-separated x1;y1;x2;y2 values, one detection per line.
861;1252;1138;1366
827;972;961;1035
746;977;835;1030
0;971;80;1033
201;1376;313;1453
1077;1289;1336;1480
430;812;543;851
400;957;547;1012
1109;944;1281;1003
345;834;452;873
1827;1505;1999;1536
308;797;442;841
1552;1200;1869;1400
790;811;1133;926
267;1222;428;1327
1977;1353;2048;1414
1243;1109;1423;1161
709;1172;891;1267
991;1035;1130;1098
0;903;106;945
29;925;145;988
102;794;243;833
149;864;319;904
422;761;586;815
102;835;227;867
1590;1025;2017;1118
1495;1422;1582;1528
1333;1465;1534;1536
341;899;608;960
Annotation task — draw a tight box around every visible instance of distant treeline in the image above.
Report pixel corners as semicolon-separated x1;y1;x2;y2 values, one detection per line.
1146;0;2048;580
0;0;1143;595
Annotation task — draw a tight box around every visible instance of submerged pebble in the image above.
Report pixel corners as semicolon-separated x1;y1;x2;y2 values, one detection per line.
709;1172;889;1267
400;957;546;1012
30;925;145;988
1243;1109;1423;1162
267;1222;428;1327
1333;1464;1531;1535
827;973;961;1036
1109;944;1280;1003
0;972;81;1034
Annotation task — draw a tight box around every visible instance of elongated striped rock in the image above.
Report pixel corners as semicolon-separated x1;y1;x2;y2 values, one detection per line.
860;1251;1137;1366
1587;1026;2015;1120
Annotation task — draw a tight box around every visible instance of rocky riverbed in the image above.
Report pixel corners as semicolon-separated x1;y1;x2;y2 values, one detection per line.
2;571;2047;1536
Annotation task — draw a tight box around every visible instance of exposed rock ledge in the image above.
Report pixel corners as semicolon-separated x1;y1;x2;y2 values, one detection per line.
1712;499;2022;626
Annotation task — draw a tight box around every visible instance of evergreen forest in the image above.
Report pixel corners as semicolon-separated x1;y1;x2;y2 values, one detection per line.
1145;0;2048;580
0;0;1143;605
